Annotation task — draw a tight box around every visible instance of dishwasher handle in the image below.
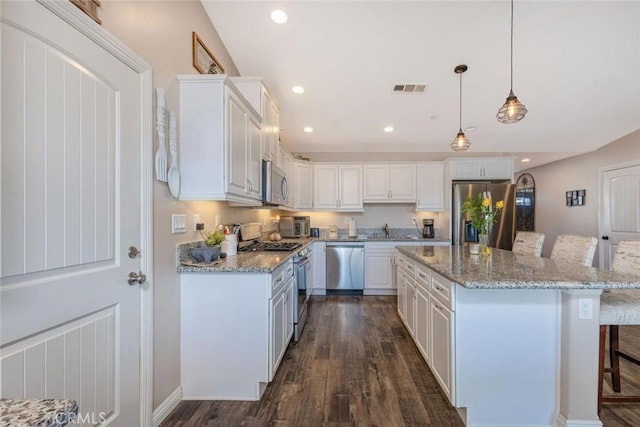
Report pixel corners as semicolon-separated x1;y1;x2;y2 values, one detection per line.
326;241;364;248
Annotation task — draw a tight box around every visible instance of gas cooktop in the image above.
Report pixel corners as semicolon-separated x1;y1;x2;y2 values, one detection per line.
240;241;303;252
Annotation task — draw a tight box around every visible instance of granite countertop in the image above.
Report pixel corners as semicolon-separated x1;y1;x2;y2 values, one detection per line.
177;235;449;273
0;398;78;427
177;239;313;273
396;245;640;290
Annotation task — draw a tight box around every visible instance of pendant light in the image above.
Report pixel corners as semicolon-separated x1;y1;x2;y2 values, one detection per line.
451;64;470;152
497;0;527;124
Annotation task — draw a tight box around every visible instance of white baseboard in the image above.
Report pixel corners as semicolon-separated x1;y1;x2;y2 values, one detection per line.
556;413;603;427
312;288;326;296
153;386;183;427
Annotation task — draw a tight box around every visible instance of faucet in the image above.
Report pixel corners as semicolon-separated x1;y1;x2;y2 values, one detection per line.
382;223;389;238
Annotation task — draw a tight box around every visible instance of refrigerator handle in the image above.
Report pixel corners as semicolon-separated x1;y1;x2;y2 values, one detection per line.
453;184;461;246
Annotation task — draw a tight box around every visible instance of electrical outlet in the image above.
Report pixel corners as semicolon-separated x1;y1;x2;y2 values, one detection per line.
411;217;417;225
193;214;201;231
578;298;593;320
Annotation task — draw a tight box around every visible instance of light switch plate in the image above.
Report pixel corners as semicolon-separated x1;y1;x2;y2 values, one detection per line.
172;214;187;233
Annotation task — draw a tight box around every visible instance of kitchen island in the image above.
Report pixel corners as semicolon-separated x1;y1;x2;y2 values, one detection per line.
395;245;640;427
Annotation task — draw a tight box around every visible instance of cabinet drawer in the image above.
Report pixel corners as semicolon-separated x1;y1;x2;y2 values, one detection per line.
397;255;415;277
284;262;294;280
431;271;455;311
272;271;286;295
415;264;431;291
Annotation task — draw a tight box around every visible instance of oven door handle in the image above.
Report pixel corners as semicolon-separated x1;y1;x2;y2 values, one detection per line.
296;257;310;267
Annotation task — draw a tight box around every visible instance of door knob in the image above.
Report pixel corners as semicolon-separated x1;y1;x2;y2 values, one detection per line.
602;236;609;240
128;271;147;286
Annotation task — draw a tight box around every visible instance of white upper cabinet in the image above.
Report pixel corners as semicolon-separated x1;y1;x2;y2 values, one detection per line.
448;157;514;180
294;161;314;210
170;75;262;204
363;164;416;202
313;164;363;211
416;162;444;211
230;77;280;166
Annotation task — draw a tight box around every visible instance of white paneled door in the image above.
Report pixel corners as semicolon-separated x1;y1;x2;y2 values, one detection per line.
600;163;640;269
1;1;151;426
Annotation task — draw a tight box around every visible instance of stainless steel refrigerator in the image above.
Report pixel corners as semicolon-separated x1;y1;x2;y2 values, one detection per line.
452;181;516;250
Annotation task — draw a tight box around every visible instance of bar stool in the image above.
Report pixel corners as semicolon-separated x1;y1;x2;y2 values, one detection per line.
512;232;545;257
598;240;640;413
549;234;598;266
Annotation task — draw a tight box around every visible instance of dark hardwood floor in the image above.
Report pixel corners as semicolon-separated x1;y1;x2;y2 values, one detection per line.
162;296;640;427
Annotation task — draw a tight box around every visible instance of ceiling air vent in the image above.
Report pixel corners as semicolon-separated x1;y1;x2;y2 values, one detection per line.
393;84;426;93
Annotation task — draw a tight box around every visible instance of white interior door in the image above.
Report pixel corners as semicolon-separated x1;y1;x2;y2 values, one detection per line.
1;1;150;425
600;164;640;269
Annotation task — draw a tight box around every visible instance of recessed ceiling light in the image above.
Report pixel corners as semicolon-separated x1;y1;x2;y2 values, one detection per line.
384;126;394;133
521;158;531;163
270;9;288;24
303;127;314;133
430;115;438;120
464;125;478;132
292;86;305;94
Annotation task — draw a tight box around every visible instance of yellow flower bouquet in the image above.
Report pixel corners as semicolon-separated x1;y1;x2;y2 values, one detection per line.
461;194;505;236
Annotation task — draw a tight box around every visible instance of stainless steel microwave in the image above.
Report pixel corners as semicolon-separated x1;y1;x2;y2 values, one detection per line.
262;160;288;205
279;216;310;238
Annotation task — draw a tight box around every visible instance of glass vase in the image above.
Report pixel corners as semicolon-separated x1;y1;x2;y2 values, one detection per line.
479;233;489;255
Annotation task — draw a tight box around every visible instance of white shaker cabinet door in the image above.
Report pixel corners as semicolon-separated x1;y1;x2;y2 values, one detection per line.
416;162;444;211
430;298;454;404
338;165;363;209
389;164;416;201
226;90;249;197
314;166;339;209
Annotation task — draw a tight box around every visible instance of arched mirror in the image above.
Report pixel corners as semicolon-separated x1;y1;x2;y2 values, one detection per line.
515;173;535;231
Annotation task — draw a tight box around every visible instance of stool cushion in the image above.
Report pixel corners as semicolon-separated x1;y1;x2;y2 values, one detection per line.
550;234;598;266
611;241;640;277
600;289;640;325
512;232;545;257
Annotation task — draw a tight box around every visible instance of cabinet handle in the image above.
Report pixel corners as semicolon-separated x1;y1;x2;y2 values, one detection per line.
390;190;393;198
418;273;426;279
435;285;444;292
435;302;443;310
275;277;283;284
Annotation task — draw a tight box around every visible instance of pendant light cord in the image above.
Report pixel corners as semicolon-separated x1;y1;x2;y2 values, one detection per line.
459;72;463;130
510;0;514;90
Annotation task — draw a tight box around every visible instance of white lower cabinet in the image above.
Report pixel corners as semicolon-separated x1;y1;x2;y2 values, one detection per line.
414;282;430;363
396;254;455;405
312;241;327;295
405;276;417;337
429;295;454;400
396;270;407;323
180;260;294;400
269;273;294;377
364;245;396;293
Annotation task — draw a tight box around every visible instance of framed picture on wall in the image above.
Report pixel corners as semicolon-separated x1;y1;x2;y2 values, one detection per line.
192;32;225;75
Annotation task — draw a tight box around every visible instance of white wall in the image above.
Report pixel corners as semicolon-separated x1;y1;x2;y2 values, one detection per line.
99;1;274;410
520;129;640;264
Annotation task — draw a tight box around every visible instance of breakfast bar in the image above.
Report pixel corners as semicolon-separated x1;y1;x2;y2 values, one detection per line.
395;245;640;427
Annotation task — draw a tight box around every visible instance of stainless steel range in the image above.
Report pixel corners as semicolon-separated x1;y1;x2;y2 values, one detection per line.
238;223;310;342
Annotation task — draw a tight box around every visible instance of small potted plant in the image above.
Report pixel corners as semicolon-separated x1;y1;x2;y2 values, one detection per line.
190;229;225;263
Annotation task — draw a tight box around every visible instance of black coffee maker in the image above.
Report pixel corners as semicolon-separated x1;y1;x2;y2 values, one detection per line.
423;219;435;238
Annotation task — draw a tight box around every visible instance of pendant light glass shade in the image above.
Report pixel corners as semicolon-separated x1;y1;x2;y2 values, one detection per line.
450;64;470;152
497;0;527;124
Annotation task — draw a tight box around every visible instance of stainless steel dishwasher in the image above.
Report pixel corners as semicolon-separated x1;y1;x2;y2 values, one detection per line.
326;241;364;294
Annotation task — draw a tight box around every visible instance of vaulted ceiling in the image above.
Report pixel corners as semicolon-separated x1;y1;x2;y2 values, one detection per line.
202;1;640;170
